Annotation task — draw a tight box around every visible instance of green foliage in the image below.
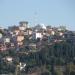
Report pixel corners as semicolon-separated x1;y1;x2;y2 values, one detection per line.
46;65;51;71
0;40;75;74
41;71;51;75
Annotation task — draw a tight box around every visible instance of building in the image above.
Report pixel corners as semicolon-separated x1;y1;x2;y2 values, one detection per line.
32;32;43;40
17;35;24;46
26;28;32;35
19;21;28;30
0;33;3;39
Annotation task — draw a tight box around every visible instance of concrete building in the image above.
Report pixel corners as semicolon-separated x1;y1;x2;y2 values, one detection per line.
32;32;43;40
19;21;28;30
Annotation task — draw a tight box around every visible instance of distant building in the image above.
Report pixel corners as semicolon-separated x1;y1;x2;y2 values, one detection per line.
32;32;43;40
14;29;20;35
51;31;55;35
58;26;66;31
8;25;19;32
17;35;24;46
19;21;28;30
34;24;46;31
64;31;74;38
2;56;13;63
17;35;24;42
0;28;5;38
26;28;32;35
0;33;3;39
64;31;75;43
59;32;63;36
4;37;10;43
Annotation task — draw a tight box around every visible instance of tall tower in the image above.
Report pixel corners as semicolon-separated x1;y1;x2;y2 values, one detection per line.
19;21;28;30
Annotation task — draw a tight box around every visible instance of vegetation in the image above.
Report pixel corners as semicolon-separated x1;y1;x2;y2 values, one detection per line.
0;40;75;75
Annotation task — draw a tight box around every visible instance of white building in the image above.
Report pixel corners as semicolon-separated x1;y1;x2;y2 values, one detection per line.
4;37;10;43
32;32;43;40
41;24;46;30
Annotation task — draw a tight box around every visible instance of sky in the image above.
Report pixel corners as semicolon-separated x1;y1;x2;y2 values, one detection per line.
0;0;75;30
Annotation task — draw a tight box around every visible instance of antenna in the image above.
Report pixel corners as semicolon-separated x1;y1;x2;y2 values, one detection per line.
34;11;38;27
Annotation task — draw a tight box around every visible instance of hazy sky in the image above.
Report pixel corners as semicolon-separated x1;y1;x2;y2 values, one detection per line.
0;0;75;30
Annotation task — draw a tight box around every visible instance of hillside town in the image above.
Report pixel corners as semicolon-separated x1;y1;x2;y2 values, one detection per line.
0;21;75;75
0;21;74;51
